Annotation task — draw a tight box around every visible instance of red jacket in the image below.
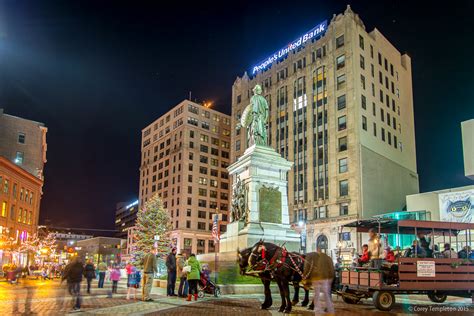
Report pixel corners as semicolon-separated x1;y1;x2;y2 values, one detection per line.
359;250;370;263
385;251;395;262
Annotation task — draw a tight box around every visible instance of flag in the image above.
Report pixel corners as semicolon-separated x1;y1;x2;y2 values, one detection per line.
212;214;220;242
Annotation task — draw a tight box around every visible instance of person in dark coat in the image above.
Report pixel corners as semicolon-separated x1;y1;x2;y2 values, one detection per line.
166;247;177;296
83;260;96;294
62;257;84;311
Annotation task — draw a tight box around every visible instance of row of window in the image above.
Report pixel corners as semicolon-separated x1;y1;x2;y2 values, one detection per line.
1;201;33;224
294;201;350;223
0;177;35;205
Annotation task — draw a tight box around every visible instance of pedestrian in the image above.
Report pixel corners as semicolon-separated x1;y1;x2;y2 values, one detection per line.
166;247;177;296
127;265;141;300
125;261;133;287
185;253;201;301
83;260;96;294
303;252;335;316
177;252;188;297
97;261;107;288
367;228;381;261
110;265;121;294
61;257;84;312
142;249;158;301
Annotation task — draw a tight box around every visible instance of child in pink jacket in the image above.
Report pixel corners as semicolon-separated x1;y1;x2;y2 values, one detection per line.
110;265;121;294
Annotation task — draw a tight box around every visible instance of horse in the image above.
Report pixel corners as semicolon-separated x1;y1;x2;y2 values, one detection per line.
238;244;313;313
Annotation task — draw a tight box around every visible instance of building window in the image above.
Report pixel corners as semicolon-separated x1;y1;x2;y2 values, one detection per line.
319;206;327;219
339;180;349;197
338;137;347;152
336;74;346;90
336;55;345;70
15;152;24;165
373;122;377;137
336;35;344;48
381;128;386;141
362;116;367;131
1;201;7;217
337;116;346;131
198;222;206;230
359;35;364;49
18;133;26;144
340;203;349;216
198;210;206;219
360;55;365;69
388;131;392;145
339;158;348;173
361;94;366;109
360;75;366;90
200;145;208;153
186;221;191;229
337;95;346;110
236;140;241;151
372;103;376;116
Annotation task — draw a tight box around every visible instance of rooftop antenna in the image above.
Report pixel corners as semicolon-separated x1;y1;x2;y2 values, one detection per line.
189;91;192;101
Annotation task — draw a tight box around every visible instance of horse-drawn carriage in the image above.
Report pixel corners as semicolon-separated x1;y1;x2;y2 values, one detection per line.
338;219;474;311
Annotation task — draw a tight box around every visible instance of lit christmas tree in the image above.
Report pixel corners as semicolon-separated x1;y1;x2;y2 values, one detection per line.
132;194;172;267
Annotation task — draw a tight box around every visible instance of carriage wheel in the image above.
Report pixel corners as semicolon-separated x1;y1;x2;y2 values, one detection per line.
372;291;395;311
428;292;447;303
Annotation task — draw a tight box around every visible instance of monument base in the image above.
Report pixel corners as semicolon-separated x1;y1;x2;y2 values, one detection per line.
220;220;301;252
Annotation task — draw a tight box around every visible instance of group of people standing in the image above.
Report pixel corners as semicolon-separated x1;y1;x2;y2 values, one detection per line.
165;247;202;301
61;257;141;312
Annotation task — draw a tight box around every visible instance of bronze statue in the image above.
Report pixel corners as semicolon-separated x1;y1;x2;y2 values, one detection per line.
230;175;247;222
236;84;269;146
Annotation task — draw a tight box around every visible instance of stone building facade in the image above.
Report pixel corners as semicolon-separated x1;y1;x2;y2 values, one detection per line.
139;100;231;255
0;109;47;179
231;6;419;257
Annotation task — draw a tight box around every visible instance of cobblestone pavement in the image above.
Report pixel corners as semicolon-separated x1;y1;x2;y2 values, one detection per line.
0;279;472;315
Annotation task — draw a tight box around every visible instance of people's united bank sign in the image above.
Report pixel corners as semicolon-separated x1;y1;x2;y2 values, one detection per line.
252;20;327;75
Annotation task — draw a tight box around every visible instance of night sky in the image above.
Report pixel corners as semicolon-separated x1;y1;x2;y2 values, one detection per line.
0;0;473;231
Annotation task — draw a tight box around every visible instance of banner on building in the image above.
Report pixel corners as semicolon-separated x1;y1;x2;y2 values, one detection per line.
438;189;474;223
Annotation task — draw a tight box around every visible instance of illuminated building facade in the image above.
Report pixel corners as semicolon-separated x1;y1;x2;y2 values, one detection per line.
139;100;231;255
231;6;419;256
115;200;139;239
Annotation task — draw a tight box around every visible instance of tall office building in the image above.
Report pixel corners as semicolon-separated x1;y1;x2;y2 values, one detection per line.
0;109;48;179
231;6;419;256
139;100;231;255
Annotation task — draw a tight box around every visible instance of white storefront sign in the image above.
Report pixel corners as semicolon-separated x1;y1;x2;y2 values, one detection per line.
417;261;436;277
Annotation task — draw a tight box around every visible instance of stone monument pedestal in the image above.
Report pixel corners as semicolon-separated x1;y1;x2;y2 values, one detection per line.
220;144;300;252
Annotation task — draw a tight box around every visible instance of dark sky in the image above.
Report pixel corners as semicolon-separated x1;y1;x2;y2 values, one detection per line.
0;0;473;231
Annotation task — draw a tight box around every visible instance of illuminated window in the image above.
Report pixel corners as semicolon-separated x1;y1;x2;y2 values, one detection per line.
1;201;6;217
18;208;22;222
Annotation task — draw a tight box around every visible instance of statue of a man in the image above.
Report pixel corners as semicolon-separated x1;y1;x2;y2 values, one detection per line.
237;85;269;146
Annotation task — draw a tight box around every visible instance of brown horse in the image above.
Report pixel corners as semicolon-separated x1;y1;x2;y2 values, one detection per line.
238;242;313;313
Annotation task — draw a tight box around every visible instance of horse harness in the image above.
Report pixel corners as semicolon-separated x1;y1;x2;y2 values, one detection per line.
249;244;311;279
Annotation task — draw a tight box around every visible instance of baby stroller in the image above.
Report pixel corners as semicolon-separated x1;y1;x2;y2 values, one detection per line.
198;268;221;298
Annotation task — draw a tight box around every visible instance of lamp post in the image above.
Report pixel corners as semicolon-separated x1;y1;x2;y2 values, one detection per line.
299;220;307;254
213;208;221;293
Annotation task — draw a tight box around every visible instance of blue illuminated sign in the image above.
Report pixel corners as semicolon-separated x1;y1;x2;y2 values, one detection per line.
126;200;139;209
251;20;327;75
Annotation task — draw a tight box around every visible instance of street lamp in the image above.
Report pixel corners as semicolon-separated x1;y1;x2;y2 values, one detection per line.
299;220;307;254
